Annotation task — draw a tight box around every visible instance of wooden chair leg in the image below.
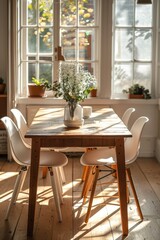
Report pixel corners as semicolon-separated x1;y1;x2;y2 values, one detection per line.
81;166;92;198
82;166;96;204
42;167;48;178
126;168;143;220
85;166;99;223
81;166;89;182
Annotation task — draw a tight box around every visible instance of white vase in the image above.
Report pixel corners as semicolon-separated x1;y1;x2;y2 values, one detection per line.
64;102;84;127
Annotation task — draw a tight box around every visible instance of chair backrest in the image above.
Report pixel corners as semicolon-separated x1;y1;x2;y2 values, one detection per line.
125;116;149;164
122;108;135;127
11;108;69;152
1;116;30;166
11;108;31;146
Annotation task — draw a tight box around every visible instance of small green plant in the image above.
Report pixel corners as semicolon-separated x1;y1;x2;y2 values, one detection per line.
123;84;151;99
32;77;52;90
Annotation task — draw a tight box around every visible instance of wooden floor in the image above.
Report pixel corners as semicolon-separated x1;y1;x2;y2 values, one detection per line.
1;155;160;240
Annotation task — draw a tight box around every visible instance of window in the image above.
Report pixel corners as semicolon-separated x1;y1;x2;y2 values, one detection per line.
17;0;157;99
112;0;153;98
18;0;100;97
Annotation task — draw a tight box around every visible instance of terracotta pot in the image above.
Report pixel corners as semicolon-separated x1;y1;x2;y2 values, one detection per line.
28;84;46;97
90;89;97;97
0;83;6;94
129;94;144;99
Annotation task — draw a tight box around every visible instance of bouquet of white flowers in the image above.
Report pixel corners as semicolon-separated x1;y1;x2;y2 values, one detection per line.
52;62;96;103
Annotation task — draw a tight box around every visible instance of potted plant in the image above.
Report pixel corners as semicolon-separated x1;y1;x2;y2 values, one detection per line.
90;88;97;97
52;62;96;127
123;84;151;99
90;81;97;97
0;77;6;94
28;77;52;97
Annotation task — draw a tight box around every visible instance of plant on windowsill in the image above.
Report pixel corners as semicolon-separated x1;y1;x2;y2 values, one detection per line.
28;77;52;97
90;81;98;97
52;62;96;127
122;84;151;99
0;77;6;94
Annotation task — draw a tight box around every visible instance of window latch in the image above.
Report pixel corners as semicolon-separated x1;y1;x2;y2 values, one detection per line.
55;46;65;61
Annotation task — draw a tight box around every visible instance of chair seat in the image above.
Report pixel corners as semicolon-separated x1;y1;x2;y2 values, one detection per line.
39;151;68;167
11;139;68;168
80;147;116;166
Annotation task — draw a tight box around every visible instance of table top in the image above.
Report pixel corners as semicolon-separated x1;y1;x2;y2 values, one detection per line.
25;107;132;139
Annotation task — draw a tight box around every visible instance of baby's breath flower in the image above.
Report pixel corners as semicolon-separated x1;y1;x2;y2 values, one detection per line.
52;62;97;103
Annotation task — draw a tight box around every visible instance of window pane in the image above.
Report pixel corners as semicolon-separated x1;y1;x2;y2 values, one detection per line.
135;30;152;61
82;62;94;75
39;0;53;26
28;63;36;83
39;63;52;84
135;5;152;27
28;28;37;53
115;29;133;61
79;30;94;60
28;63;52;84
27;0;37;25
61;28;76;60
115;0;134;26
134;63;151;91
40;27;53;53
27;0;53;26
60;0;76;26
79;0;95;26
113;64;133;93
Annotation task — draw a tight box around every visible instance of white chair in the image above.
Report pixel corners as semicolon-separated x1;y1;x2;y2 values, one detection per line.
11;108;66;182
11;108;31;147
121;107;135;127
81;108;135;182
1;116;68;222
80;116;149;223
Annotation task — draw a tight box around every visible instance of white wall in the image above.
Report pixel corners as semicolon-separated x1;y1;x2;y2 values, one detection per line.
16;98;158;158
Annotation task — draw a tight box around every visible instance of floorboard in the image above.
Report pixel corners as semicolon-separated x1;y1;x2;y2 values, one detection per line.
0;156;160;239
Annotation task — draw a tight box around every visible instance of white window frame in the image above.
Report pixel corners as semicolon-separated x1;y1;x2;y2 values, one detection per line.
17;0;101;98
16;0;160;101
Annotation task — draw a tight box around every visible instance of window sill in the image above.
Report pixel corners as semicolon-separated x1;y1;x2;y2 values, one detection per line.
16;97;158;106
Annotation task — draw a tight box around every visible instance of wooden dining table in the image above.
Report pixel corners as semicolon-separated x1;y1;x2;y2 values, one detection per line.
25;107;132;236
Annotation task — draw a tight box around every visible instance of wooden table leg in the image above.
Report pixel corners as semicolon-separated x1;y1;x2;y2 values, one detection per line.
115;137;128;236
27;138;40;236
